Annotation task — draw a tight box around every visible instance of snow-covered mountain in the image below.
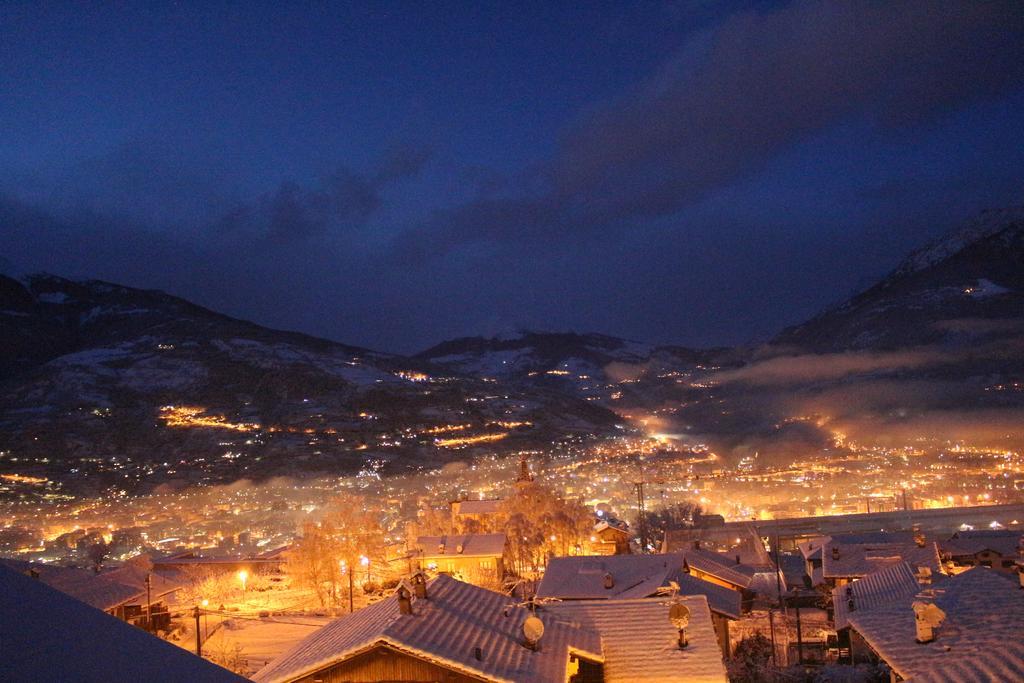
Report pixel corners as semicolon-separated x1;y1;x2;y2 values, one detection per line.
419;331;706;386
0;275;618;495
776;206;1024;352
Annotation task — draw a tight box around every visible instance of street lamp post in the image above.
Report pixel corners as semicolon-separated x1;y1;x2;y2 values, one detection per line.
193;606;202;657
360;555;370;583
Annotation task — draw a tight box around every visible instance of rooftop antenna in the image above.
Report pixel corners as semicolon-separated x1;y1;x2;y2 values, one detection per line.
523;614;545;650
669;601;690;649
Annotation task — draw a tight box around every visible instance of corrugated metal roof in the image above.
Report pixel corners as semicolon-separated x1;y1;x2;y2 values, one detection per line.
847;567;1024;682
0;565;246;682
545;596;728;682
831;561;923;630
417;533;507;558
252;575;602;683
822;535;942;579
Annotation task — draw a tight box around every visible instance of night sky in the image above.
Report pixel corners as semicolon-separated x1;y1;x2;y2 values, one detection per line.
2;1;1023;353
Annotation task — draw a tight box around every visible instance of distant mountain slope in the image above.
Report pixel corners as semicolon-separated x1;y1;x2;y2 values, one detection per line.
776;206;1024;352
0;275;619;496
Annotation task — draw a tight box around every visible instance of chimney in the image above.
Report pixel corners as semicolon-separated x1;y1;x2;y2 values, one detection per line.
603;572;615;589
847;598;855;613
692;540;700;550
832;546;840;560
914;532;926;548
912;602;945;644
413;572;428;599
474;646;483;661
735;554;741;565
397;586;413;615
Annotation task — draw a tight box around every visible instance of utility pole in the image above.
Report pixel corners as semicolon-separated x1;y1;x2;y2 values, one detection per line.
795;592;804;665
193;606;202;657
145;572;153;633
634;481;647;553
348;565;354;613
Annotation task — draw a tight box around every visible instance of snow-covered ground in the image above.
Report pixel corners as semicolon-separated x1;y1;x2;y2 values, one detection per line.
200;615;334;676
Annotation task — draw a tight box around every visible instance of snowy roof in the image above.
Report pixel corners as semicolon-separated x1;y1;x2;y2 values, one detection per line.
252;575;602;683
797;536;827;561
416;533;507;558
538;554;686;600
536;554;741;619
452;499;502;515
942;530;1022;558
847;567;1024;682
544;596;728;682
0;565;245;682
821;534;942;579
831;562;925;630
0;558;179;611
663;524;770;565
594;520;629;535
682;548;762;590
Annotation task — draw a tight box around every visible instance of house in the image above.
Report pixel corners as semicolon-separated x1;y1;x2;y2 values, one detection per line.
0;556;180;630
450;498;502;533
819;532;943;587
662;523;770;565
679;546;784;610
536;553;741;656
829;561;932;663
845;567;1024;682
154;545;290;575
252;574;604;683
797;537;826;585
544;596;728;682
415;533;507;586
940;529;1022;573
0;564;245;682
590;520;630;555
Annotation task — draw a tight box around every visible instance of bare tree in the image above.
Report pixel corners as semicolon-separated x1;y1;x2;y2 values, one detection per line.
87;541;109;574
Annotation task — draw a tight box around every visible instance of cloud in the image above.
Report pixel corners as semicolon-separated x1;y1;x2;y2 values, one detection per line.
712;348;947;385
403;0;1024;253
243;145;433;245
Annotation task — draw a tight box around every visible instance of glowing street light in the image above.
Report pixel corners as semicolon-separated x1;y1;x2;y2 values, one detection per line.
237;569;249;602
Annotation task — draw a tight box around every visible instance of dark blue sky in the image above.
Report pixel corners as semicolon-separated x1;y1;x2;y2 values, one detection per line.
2;1;1023;353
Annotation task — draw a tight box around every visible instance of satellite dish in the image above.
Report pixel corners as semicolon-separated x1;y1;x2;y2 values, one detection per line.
669;602;690;630
523;615;545;645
